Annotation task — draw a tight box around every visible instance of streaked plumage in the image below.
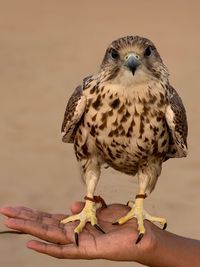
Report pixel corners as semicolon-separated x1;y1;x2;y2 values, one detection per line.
61;36;188;245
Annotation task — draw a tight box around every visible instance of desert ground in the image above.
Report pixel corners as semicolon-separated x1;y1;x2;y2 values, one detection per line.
0;1;200;266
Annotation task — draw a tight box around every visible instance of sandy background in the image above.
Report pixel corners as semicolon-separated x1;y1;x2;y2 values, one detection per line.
0;1;200;266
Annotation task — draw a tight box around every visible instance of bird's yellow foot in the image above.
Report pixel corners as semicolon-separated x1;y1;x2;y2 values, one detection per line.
61;196;106;246
113;195;167;244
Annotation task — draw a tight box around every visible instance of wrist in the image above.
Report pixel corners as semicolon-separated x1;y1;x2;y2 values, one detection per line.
135;221;158;266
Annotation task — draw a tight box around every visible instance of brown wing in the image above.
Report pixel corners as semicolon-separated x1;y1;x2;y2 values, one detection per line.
61;85;86;143
165;85;188;158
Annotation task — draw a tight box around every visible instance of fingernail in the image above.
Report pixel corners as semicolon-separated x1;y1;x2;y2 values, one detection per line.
26;240;37;249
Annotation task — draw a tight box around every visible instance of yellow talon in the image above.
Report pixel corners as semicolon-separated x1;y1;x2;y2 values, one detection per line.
114;197;167;243
60;214;80;224
60;200;105;246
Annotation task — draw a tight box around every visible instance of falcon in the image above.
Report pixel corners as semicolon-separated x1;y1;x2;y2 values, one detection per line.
61;36;188;245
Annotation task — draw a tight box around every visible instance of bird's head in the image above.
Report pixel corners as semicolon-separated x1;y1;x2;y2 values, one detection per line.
100;36;169;86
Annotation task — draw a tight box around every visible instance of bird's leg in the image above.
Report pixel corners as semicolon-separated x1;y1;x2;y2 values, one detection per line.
61;161;105;246
113;169;167;244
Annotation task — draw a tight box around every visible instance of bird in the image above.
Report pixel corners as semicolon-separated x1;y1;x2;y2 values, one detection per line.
60;35;188;246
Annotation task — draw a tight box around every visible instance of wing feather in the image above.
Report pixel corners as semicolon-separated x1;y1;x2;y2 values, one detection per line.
61;85;86;143
165;86;188;158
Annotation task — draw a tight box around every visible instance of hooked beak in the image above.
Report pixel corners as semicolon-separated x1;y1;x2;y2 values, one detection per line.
124;53;140;75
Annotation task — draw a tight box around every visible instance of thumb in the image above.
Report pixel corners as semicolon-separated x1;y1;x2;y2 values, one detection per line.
70;202;85;214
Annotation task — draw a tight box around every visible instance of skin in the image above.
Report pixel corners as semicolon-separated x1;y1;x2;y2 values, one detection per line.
0;203;200;266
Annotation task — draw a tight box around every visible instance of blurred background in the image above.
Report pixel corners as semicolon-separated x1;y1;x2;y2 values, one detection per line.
0;1;199;266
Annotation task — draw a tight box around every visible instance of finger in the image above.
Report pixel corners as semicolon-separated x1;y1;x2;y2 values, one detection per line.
27;240;91;259
0;206;31;218
70;202;85;214
5;218;73;245
0;206;67;225
0;206;50;220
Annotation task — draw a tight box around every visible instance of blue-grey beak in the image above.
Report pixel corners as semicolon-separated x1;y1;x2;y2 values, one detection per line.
124;53;140;75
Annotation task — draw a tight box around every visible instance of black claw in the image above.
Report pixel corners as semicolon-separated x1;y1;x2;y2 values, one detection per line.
112;221;119;225
75;232;79;246
163;222;167;230
126;201;129;206
94;224;106;234
136;233;144;244
101;199;107;209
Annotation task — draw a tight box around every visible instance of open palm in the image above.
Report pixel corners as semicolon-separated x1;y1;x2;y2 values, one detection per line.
0;202;156;261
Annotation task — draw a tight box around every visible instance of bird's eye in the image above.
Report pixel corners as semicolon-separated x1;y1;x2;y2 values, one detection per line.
144;46;152;57
109;48;119;59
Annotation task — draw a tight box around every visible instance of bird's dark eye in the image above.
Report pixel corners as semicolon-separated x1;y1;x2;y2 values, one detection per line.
144;46;152;57
109;48;119;59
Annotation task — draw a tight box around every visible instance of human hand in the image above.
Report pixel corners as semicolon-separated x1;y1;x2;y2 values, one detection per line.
0;202;157;262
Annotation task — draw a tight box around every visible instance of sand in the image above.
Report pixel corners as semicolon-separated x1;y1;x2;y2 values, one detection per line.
0;1;200;266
